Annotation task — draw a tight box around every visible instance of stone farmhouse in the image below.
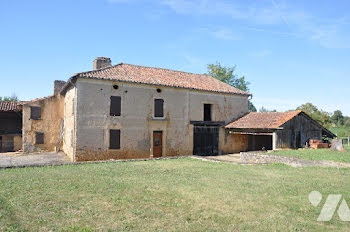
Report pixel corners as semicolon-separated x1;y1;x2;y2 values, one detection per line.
2;57;335;161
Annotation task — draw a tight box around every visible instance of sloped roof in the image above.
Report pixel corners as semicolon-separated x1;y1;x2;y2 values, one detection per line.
225;111;302;129
20;96;54;105
64;63;251;96
0;101;21;112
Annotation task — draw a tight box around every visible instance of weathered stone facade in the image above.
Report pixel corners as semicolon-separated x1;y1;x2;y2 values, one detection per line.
22;95;64;152
63;79;249;161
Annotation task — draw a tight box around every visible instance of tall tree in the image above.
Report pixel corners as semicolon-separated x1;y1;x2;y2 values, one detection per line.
207;62;256;112
331;110;344;126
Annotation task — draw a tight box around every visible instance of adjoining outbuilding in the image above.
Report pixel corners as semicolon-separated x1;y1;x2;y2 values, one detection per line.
0;101;23;152
225;111;336;151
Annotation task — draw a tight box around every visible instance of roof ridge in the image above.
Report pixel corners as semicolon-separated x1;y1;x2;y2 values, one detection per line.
73;63;124;76
119;63;211;77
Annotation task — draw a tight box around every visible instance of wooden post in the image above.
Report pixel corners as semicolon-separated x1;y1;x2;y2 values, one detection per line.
348;136;350;146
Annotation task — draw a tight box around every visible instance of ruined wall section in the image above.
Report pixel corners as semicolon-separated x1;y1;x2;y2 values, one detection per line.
74;78;248;161
22;95;64;152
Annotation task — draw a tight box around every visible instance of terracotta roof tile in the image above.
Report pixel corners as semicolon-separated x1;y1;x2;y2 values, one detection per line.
21;96;54;105
225;111;302;129
74;63;251;96
0;101;20;112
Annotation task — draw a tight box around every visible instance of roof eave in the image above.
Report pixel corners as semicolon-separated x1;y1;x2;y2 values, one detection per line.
71;75;252;97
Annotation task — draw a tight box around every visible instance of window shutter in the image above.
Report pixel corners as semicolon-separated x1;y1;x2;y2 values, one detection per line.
110;96;121;116
30;106;41;120
204;104;212;121
35;132;44;144
154;99;164;118
110;129;120;149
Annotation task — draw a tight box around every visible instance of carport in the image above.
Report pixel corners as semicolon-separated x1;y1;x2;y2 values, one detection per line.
225;111;336;151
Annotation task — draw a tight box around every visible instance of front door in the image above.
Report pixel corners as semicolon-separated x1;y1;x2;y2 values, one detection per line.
153;131;163;158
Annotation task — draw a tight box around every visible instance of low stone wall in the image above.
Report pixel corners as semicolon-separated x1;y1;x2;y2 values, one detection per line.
240;151;350;168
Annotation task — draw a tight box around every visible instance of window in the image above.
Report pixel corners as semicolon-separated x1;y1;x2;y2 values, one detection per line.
204;104;212;121
30;106;41;120
35;132;44;145
109;129;120;149
154;99;164;118
110;96;121;116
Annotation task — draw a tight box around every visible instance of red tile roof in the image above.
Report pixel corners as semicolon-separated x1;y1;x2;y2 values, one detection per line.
225;111;302;129
0;101;21;112
72;63;251;96
21;96;54;105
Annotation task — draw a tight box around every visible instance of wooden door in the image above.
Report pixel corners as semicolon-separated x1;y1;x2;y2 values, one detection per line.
153;131;163;158
193;126;219;156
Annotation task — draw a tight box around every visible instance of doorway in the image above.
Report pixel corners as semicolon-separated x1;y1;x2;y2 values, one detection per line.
153;131;163;158
248;135;273;151
193;126;219;156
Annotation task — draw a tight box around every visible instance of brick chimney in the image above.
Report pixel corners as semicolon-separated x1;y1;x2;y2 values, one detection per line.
54;80;66;95
93;57;112;70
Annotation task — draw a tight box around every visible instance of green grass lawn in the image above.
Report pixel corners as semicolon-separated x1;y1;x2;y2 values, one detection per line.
1;159;350;231
273;146;350;163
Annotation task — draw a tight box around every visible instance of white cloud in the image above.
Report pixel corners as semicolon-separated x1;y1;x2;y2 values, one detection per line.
107;0;350;49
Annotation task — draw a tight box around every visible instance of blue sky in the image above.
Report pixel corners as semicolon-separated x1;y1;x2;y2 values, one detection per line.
0;0;349;115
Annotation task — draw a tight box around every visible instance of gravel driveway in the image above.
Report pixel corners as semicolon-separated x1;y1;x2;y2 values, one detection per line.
0;152;71;169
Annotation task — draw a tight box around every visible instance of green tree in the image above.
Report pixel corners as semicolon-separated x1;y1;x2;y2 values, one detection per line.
344;117;350;127
331;110;344;126
0;94;18;102
296;103;332;127
207;62;256;112
248;102;257;112
259;107;277;113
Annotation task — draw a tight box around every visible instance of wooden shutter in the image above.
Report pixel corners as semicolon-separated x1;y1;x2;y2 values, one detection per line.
30;106;41;120
35;132;44;144
154;99;164;118
109;129;120;149
204;104;212;121
110;96;121;116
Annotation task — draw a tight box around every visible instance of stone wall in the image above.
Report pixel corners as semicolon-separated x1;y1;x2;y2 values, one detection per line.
72;78;249;161
240;151;337;167
221;132;249;154
62;86;76;161
22;95;64;153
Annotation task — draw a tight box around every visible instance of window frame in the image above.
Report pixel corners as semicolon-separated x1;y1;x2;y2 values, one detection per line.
203;104;212;121
30;106;42;120
110;96;121;117
154;98;164;118
109;129;121;150
35;132;44;145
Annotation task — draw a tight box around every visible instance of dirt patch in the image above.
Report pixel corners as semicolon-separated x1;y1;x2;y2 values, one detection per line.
0;152;71;169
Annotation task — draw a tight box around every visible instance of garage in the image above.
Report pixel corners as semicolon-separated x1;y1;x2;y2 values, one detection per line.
225;111;336;151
